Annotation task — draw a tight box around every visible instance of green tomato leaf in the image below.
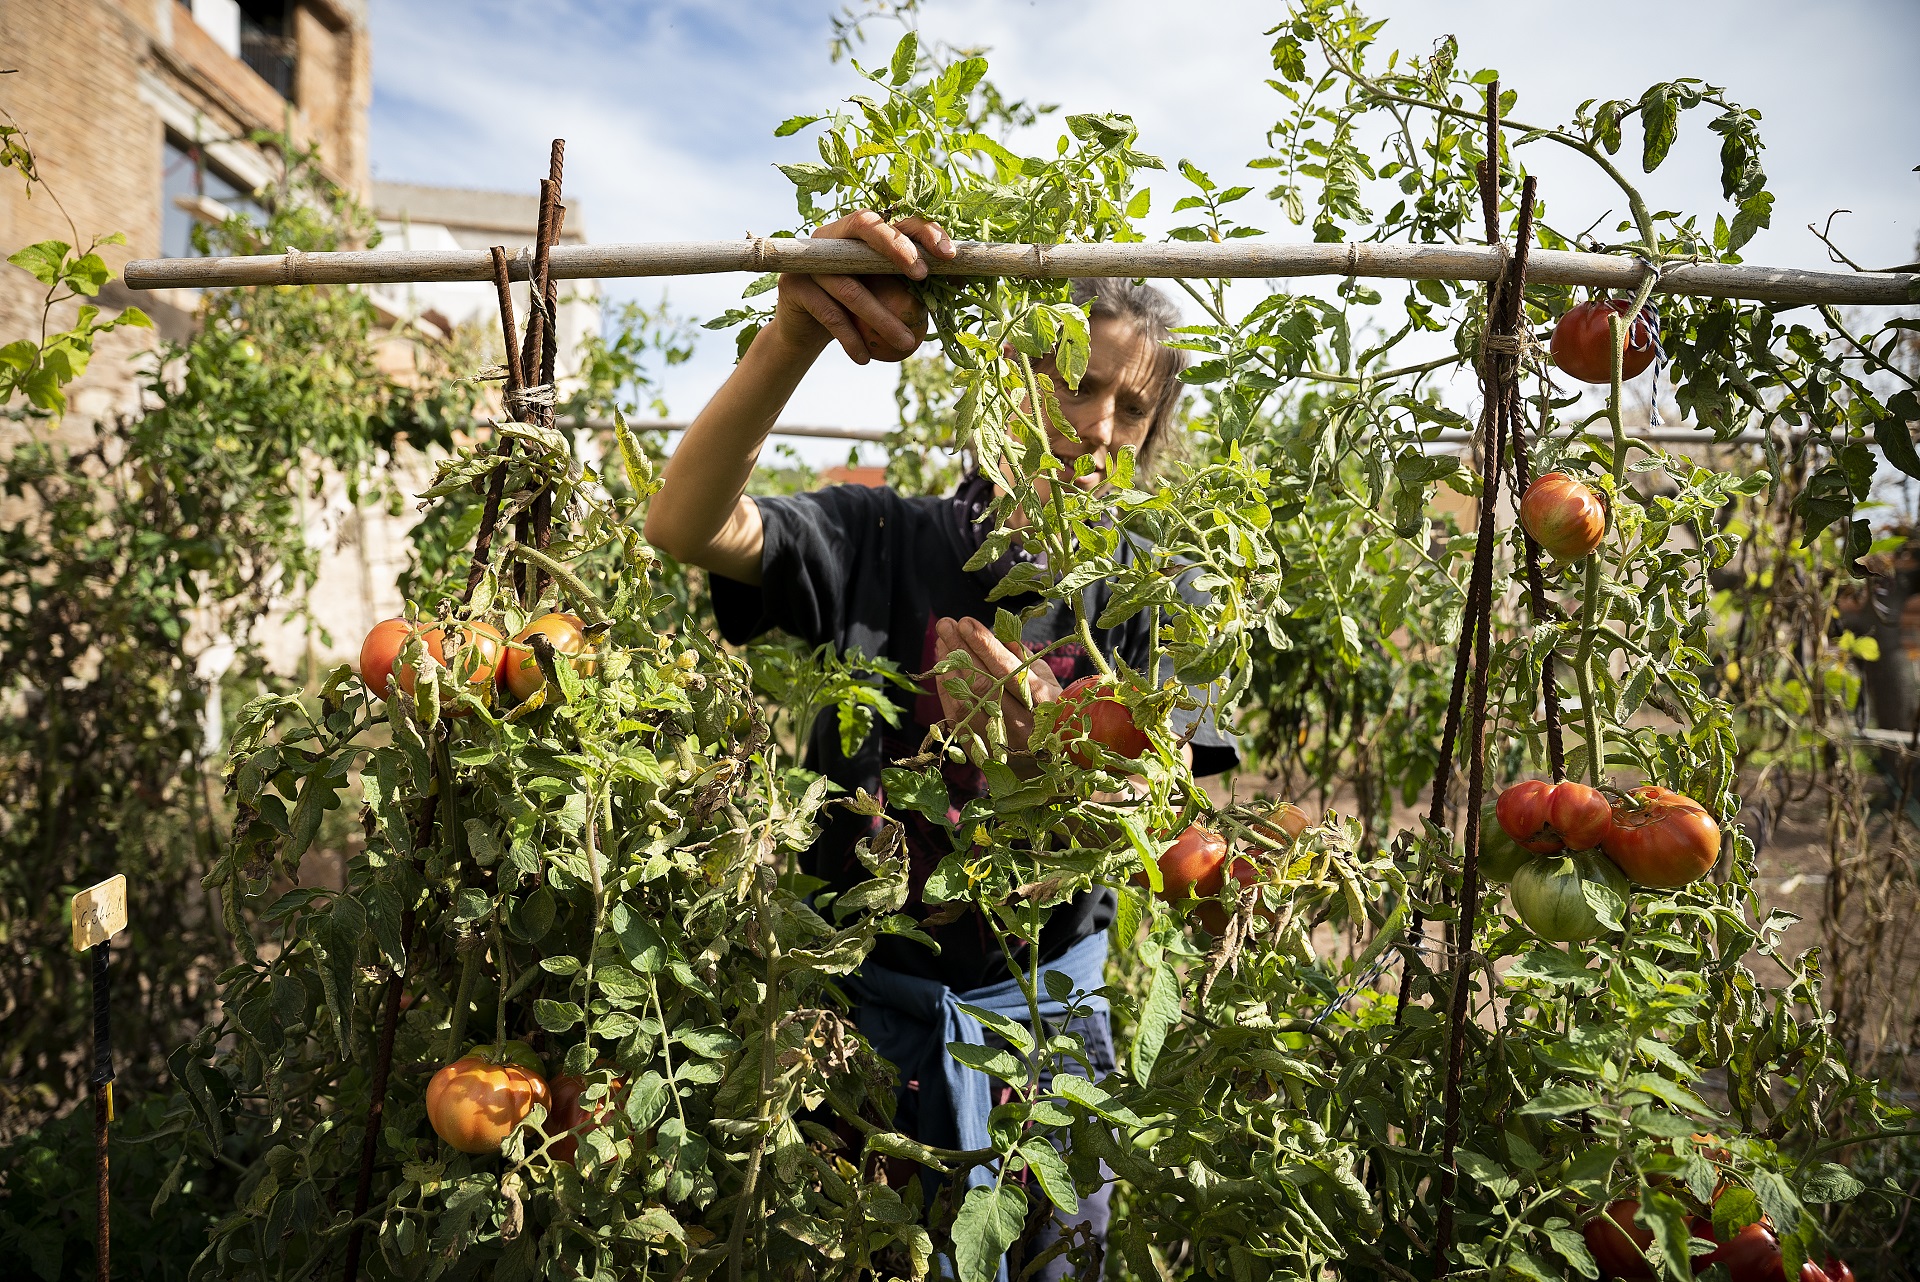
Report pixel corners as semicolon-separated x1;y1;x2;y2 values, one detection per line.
952;1184;1026;1282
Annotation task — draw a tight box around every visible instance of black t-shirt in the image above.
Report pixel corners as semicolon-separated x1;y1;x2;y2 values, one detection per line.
711;479;1239;990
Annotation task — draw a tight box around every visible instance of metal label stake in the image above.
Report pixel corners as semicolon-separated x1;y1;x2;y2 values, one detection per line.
72;874;126;1282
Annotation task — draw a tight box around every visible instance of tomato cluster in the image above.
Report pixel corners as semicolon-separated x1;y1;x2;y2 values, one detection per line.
357;612;596;712
1490;780;1722;941
1582;1198;1852;1282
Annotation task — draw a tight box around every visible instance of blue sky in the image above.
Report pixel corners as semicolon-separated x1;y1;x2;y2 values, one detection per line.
368;0;1920;459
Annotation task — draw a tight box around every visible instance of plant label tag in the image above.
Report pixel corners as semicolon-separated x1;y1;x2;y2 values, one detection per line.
71;874;128;951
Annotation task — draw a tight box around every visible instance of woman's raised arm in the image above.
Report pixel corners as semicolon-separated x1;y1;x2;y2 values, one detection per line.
642;212;953;584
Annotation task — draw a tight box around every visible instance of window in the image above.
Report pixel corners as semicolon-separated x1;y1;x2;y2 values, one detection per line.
238;1;296;100
162;134;266;258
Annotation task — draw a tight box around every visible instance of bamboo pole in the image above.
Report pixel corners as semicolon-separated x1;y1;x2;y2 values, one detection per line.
578;418;1792;448
123;238;1920;307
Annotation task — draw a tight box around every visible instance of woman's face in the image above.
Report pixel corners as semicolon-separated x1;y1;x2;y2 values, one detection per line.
1033;314;1160;493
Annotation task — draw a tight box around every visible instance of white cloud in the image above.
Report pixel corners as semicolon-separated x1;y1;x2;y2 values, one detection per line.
369;0;1919;462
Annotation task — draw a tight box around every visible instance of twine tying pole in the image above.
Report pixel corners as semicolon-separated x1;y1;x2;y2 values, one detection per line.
121;238;1918;307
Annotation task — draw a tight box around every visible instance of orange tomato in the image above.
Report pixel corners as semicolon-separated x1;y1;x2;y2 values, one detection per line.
425;1056;549;1154
500;613;597;704
358;618;445;701
1253;802;1311;845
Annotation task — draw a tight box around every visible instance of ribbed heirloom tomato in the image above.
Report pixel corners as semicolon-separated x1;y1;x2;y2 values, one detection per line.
1519;473;1607;561
1601;786;1721;887
426;1055;549;1154
358;617;444;701
1550;298;1659;384
501;612;598;704
1496;779;1613;853
1056;675;1151;768
1509;850;1628;942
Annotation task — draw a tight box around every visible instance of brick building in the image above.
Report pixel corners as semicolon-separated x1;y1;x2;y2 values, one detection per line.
0;0;372;426
1;0;600;683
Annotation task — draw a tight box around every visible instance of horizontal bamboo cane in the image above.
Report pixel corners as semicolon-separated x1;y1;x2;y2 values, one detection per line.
598;418;1790;447
123;238;1919;306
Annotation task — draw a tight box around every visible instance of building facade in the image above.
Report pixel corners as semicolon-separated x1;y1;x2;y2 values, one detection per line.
2;0;600;681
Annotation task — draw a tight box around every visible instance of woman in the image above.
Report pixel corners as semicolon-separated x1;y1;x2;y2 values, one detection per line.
644;212;1236;1279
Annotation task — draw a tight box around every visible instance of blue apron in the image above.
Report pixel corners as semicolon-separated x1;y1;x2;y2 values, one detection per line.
845;930;1111;1282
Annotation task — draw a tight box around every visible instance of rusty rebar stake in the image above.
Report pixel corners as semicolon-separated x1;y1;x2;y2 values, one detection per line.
1432;84;1537;1280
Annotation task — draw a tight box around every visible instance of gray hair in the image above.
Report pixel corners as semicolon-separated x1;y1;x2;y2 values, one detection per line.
1069;277;1189;470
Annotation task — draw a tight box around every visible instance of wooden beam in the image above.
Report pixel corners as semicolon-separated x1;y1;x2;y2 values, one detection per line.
123;238;1920;307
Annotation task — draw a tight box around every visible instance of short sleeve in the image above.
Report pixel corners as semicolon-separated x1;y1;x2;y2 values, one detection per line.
709;487;876;648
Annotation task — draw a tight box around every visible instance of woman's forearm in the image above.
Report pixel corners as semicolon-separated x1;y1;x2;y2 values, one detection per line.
643;317;830;585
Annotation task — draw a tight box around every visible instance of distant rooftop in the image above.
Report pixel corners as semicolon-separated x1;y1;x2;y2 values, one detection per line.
371;181;588;251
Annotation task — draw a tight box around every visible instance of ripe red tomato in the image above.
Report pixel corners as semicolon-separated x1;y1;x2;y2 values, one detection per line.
1821;1258;1854;1282
1057;676;1151;768
500;613;597;704
1601;786;1721;888
1698;1223;1787;1282
426;1056;549;1154
358;618;446;701
1497;780;1611;854
1551;298;1659;384
1156;823;1229;901
1583;1200;1719;1280
1546;782;1614;850
1519;473;1607;561
852;274;929;363
1583;1201;1654;1280
546;1073;624;1165
1497;780;1560;852
1799;1264;1831;1282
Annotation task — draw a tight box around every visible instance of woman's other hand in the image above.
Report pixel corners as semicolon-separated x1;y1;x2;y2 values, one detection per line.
775;211;953;364
931;616;1062;754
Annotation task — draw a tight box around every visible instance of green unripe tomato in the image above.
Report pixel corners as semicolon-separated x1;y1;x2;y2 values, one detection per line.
1509;850;1628;942
1477;804;1535;884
